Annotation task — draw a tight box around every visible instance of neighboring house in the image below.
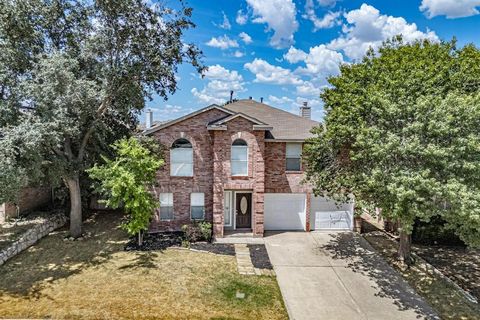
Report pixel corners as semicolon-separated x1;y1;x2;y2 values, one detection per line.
0;187;52;224
144;98;354;238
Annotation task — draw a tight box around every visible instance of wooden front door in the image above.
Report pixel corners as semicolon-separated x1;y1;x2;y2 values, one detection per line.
235;193;252;229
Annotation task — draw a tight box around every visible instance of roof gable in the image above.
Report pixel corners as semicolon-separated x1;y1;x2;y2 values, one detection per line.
143;104;234;135
222;99;319;140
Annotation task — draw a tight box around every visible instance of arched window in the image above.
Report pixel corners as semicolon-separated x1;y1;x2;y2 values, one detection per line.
170;138;193;176
231;139;248;176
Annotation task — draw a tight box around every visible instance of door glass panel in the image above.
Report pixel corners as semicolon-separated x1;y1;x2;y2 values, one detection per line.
240;196;248;214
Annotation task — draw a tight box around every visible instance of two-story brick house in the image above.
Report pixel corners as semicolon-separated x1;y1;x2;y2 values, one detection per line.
144;99;353;238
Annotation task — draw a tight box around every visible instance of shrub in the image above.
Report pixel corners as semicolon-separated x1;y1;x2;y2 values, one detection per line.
181;221;213;243
199;221;213;242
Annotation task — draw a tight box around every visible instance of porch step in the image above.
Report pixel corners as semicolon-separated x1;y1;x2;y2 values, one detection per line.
225;232;254;238
214;237;264;244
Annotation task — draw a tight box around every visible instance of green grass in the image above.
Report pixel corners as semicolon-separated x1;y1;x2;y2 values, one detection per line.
0;212;287;320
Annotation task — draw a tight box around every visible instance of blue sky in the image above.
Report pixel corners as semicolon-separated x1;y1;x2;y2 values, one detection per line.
145;0;480;122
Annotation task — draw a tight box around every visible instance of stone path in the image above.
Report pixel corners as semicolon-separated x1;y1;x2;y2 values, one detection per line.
234;243;256;275
234;243;276;276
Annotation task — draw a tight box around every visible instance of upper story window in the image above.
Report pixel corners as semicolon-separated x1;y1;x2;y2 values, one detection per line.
231;139;248;176
170;138;193;176
286;143;302;171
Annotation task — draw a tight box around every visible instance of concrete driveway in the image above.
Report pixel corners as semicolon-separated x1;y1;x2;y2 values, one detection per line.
264;232;438;320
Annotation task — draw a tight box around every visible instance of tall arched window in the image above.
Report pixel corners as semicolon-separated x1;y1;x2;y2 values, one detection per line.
170;138;193;176
231;139;248;176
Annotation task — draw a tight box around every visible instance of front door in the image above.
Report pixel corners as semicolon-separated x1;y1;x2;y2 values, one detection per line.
235;193;252;229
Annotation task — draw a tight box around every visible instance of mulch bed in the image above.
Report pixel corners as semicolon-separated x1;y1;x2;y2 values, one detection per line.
124;232;235;256
248;244;273;270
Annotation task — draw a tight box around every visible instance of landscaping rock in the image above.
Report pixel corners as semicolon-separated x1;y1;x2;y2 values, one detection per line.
0;211;67;266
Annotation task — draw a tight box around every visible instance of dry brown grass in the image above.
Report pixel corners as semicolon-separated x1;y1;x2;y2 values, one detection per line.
0;212;287;320
363;232;480;320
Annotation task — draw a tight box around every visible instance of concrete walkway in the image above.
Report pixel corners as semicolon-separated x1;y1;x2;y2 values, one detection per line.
264;232;439;320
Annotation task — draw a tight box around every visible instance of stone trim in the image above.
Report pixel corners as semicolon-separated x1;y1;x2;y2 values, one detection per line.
0;212;67;266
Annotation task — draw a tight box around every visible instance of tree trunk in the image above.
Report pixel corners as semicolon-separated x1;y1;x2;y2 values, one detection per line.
65;175;82;238
398;228;413;265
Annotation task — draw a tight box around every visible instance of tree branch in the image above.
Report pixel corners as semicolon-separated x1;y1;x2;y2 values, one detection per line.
76;96;113;162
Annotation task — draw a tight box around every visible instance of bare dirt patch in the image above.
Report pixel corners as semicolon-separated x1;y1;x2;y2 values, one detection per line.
363;228;480;320
414;244;480;302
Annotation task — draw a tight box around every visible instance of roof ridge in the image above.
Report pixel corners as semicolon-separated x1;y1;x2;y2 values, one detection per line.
226;99;318;123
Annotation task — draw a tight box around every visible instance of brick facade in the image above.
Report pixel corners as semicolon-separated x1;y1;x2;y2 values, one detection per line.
149;107;312;237
0;187;52;224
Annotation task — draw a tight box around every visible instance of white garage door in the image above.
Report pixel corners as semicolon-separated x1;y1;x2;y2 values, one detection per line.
310;196;354;230
264;193;306;230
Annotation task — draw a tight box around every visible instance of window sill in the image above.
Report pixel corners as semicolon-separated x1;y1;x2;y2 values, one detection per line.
170;175;193;178
286;170;303;174
231;175;250;180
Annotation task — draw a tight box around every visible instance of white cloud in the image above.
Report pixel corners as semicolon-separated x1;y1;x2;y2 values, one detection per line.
318;0;337;7
150;104;194;120
420;0;480;18
295;44;343;77
283;46;308;63
239;32;253;44
295;81;322;97
233;50;245;58
236;9;248;25
206;35;239;50
191;88;225;105
328;4;439;60
246;0;299;48
192;65;245;105
268;95;294;104
204;64;243;82
303;0;341;30
244;58;303;85
215;11;231;30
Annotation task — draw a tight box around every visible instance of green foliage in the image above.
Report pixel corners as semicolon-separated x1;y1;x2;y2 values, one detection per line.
181;221;213;243
88;137;163;237
305;38;480;248
0;0;203;210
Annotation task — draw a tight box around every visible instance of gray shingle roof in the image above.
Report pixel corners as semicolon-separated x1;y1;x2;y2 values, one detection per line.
143;100;320;140
222;99;319;140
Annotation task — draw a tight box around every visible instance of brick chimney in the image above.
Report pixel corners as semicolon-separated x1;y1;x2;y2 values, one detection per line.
299;101;311;119
146;109;153;129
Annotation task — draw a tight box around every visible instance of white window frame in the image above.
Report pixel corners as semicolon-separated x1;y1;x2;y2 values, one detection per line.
231;140;248;176
190;192;205;220
286;143;302;171
170;139;193;177
159;193;174;221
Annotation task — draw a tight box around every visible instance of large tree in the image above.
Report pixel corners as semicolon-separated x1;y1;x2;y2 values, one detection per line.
0;0;203;237
304;38;480;264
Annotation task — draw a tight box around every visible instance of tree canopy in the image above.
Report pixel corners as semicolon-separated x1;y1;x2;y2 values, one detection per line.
304;38;480;262
0;0;203;237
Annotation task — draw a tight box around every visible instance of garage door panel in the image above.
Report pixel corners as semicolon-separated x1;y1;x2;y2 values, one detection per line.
311;197;353;231
264;194;306;231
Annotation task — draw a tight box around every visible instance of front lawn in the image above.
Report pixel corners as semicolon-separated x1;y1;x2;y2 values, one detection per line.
0;212;287;320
